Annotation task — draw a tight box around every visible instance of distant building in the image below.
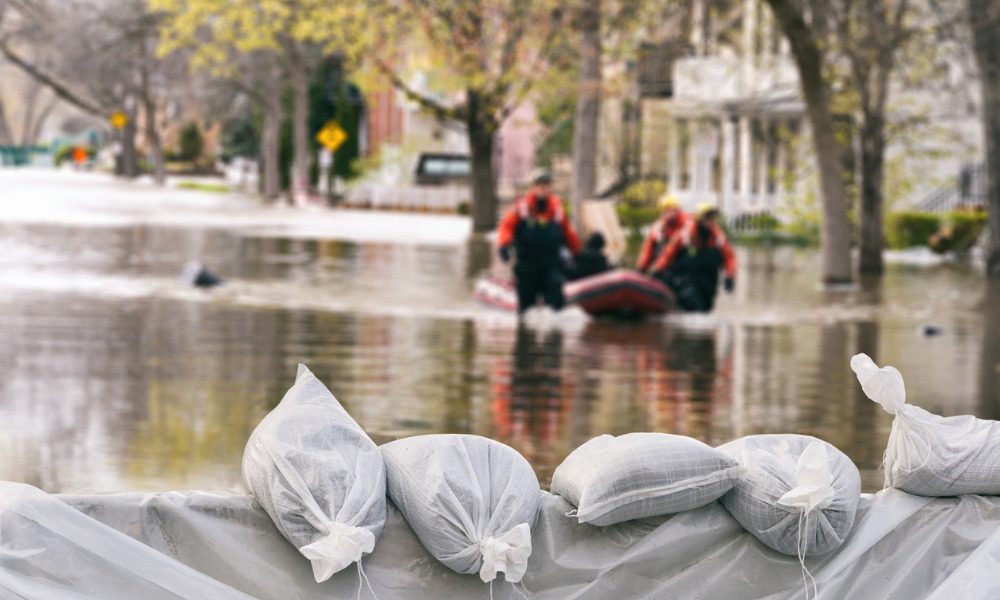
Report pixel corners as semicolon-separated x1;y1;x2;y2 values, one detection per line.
639;0;983;216
362;75;540;197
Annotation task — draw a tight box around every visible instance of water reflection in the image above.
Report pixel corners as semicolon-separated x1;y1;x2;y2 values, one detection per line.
0;214;996;494
980;280;1000;419
491;325;568;485
485;321;735;486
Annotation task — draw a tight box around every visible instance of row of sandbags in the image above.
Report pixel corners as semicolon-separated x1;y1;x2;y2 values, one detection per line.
240;354;1000;590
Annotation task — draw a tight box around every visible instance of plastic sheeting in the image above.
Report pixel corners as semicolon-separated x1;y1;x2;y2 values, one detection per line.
0;482;994;599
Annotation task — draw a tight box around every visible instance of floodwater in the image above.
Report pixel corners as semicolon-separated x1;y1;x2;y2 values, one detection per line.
0;170;997;494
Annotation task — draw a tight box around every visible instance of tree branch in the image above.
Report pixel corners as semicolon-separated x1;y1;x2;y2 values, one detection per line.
0;39;106;117
499;7;565;119
373;57;466;122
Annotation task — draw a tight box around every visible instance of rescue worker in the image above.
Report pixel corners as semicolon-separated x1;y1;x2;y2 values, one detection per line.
650;203;736;312
569;232;612;281
497;171;582;314
637;194;690;274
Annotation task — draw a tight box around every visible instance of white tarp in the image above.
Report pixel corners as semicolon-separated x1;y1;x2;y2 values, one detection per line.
3;481;1000;599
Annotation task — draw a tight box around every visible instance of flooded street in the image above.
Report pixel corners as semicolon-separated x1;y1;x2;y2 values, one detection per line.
1;170;997;493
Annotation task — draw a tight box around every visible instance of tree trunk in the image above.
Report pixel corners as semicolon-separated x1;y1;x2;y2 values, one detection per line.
570;0;602;229
26;95;57;146
970;0;1000;277
290;62;311;201
979;280;1000;417
19;81;41;146
119;113;138;178
765;0;853;284
467;89;499;232
858;114;886;273
0;100;14;145
142;94;166;185
262;93;282;200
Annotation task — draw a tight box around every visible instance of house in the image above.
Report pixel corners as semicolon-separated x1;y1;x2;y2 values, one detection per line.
639;0;983;217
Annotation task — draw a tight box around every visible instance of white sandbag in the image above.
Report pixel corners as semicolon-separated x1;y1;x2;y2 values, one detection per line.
550;432;742;526
242;364;386;582
852;352;1000;496
717;434;861;557
380;434;539;583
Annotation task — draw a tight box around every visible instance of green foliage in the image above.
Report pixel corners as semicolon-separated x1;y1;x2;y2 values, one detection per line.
776;188;822;246
535;118;574;169
621;178;665;207
929;208;988;254
178;122;204;162
280;67;364;190
617;205;661;237
616;179;665;236
219;114;260;162
885;211;941;249
176;181;230;193
729;212;781;231
53;144;95;166
308;63;363;182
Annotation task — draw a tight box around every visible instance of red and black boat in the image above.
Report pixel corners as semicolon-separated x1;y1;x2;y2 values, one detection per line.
474;268;674;318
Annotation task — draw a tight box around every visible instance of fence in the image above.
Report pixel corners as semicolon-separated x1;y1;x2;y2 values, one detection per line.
343;183;470;212
0;146;52;167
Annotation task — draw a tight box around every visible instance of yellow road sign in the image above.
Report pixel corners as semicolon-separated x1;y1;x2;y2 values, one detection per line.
109;111;128;130
316;121;347;152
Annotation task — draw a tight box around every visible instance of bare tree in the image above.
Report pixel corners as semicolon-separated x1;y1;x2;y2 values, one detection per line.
969;0;1000;277
0;0;183;181
571;0;602;222
0;98;13;144
765;0;853;284
374;0;568;232
831;0;917;274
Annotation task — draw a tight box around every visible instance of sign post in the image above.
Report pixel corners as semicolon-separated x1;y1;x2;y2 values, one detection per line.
318;148;333;195
315;121;347;199
109;111;128;130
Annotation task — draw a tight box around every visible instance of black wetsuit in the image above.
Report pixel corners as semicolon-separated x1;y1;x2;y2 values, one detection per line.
569;249;611;281
663;226;724;312
514;218;567;312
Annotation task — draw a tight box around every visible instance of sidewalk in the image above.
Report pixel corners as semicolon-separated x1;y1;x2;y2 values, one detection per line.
0;168;472;246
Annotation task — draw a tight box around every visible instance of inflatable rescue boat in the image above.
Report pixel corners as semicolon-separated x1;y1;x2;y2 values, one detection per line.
474;269;674;317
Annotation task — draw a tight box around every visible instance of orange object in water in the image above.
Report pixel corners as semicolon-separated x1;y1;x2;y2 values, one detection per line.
72;147;88;165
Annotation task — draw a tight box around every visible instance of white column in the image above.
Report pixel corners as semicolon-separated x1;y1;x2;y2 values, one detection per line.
738;115;752;212
669;117;681;194
775;120;787;209
689;119;701;196
796;117;811;199
756;118;770;205
721;116;735;215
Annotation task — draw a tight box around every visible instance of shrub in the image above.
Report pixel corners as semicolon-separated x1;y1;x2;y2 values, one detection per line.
620;178;666;208
929;207;988;254
617;179;666;236
885;211;941;249
179;122;204;162
53;144;95;166
616;204;662;236
728;212;780;232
